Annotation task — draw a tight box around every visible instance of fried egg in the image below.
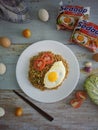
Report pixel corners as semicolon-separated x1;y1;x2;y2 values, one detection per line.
44;61;66;89
60;15;75;25
74;33;88;44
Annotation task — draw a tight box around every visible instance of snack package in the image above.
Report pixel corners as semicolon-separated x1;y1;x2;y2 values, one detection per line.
70;18;98;52
56;3;90;30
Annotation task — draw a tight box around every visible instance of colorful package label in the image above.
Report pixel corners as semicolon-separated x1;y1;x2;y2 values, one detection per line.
77;20;98;38
60;5;89;16
71;19;98;52
56;5;90;30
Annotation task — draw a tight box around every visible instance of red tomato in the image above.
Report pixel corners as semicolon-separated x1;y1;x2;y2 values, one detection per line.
33;59;45;71
41;52;54;65
75;91;87;100
70;98;83;108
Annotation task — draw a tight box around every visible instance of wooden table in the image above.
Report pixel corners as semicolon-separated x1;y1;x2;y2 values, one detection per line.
0;0;98;130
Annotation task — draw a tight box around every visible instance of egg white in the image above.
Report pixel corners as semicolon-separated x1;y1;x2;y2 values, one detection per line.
44;61;66;89
74;33;88;44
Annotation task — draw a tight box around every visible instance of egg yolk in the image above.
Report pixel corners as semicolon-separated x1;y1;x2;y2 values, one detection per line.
77;35;84;42
64;17;71;24
48;71;58;82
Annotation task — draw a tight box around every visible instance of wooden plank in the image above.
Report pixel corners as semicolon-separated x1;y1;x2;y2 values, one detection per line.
0;90;98;130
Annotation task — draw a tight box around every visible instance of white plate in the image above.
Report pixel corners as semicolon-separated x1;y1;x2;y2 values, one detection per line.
16;40;80;103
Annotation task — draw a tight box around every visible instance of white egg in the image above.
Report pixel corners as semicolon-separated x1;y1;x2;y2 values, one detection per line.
0;63;6;75
60;15;75;25
38;9;49;22
0;107;5;117
44;61;66;89
74;33;88;44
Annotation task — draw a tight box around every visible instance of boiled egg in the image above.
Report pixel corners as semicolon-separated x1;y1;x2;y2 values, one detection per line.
60;15;75;25
44;61;66;89
74;33;88;44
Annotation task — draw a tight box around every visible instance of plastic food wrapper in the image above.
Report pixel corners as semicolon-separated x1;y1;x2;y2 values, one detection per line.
56;2;90;30
70;18;98;52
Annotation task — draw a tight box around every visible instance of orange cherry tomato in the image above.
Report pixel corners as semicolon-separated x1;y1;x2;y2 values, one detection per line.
41;52;54;65
34;58;45;71
75;91;87;100
15;107;23;116
22;29;31;38
70;98;83;108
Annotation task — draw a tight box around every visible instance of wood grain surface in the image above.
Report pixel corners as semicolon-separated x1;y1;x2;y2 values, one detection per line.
0;0;98;130
0;90;98;130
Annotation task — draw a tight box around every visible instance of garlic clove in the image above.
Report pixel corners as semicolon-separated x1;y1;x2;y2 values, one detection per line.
85;62;92;67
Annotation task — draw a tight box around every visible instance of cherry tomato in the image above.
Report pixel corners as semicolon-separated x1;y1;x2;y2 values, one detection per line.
34;58;45;71
41;52;54;65
75;91;87;100
22;29;31;38
70;98;83;108
15;107;23;116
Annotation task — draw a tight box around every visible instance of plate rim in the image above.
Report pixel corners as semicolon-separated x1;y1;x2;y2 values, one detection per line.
16;40;80;103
